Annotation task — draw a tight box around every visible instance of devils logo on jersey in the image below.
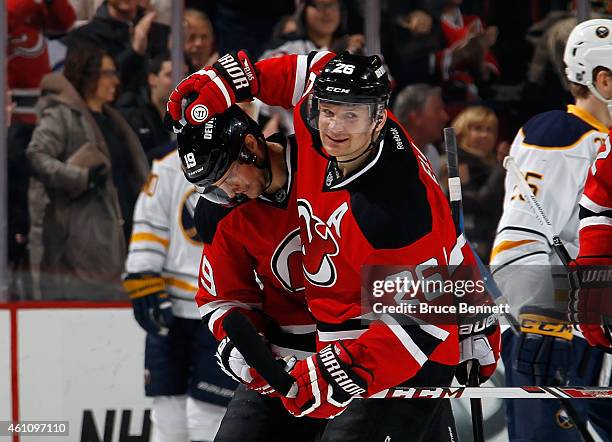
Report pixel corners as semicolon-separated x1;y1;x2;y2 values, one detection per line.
271;228;304;293
298;199;348;287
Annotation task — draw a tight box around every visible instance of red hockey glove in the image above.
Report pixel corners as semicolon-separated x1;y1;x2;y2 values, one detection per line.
215;336;287;396
281;342;372;419
166;50;259;131
568;264;612;352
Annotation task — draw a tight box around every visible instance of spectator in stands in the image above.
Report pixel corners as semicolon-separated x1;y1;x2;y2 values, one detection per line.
118;53;183;161
258;0;364;135
392;83;449;176
381;0;487;94
439;0;500;101
65;0;157;95
184;8;217;72
7;0;76;299
451;105;505;260
26;46;148;300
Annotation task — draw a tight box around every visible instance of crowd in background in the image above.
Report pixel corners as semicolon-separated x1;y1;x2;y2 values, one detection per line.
6;0;608;300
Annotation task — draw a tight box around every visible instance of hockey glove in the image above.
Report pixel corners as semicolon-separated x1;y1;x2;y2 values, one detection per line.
215;336;291;397
514;306;573;385
281;342;373;419
166;50;259;131
123;273;174;335
456;310;500;385
568;264;612;352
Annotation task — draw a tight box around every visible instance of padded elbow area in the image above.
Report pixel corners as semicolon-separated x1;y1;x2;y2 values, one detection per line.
186;396;227;441
151;395;188;442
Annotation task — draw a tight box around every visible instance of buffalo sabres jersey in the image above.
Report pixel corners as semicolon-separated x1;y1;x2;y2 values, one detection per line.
578;131;612;264
490;106;607;314
194;136;316;360
125;150;202;319
251;52;482;395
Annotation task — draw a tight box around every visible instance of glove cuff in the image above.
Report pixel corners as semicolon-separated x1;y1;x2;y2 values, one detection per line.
316;343;371;405
213;51;258;102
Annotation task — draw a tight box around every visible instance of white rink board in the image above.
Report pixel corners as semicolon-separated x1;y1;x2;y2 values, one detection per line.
17;308;151;442
0;310;11;423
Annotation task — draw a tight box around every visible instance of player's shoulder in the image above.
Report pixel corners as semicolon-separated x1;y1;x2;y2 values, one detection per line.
348;118;433;249
151;148;181;174
521;108;603;149
194;196;235;245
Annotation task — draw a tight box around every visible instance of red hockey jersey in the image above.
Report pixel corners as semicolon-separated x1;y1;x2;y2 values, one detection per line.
194;137;316;359
254;52;468;395
578;132;612;265
7;0;75;124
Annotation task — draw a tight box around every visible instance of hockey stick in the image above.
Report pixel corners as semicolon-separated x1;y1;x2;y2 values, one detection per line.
223;308;612;399
444;128;520;334
444;127;485;442
503;155;595;442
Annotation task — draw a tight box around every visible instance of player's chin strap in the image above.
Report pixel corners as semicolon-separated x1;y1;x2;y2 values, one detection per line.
586;81;612;117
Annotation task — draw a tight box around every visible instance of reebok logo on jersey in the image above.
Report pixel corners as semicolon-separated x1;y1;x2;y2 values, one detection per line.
319;345;366;397
217;53;250;90
389;127;404;149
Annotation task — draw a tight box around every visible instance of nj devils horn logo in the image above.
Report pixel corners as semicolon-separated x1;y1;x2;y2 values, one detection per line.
271;228;304;293
298;199;348;287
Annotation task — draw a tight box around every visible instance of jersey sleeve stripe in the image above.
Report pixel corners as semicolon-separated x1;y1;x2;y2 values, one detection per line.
419;324;450;341
133;220;170;231
490;239;538;261
131;232;170;247
380;314;428;366
579;216;612;230
318;329;367;342
310;50;333;67
198;299;262;318
291;55;308;106
580;194;612;212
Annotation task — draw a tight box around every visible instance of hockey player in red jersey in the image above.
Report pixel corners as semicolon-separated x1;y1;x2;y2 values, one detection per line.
179;105;324;441
168;50;500;440
570;133;612;351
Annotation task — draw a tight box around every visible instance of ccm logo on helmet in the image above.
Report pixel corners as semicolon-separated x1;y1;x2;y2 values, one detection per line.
326;86;350;94
191;105;209;123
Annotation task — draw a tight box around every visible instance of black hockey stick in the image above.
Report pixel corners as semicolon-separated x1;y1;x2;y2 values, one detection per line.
444;127;485;442
222;309;295;396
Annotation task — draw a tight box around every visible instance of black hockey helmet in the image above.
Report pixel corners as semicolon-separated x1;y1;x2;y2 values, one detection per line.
177;105;266;206
308;52;390;131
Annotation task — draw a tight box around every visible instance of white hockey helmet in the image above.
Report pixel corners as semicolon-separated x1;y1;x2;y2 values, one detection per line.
564;19;612;110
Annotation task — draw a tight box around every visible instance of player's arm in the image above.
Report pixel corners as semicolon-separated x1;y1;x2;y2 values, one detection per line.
166;50;335;129
195;201;284;394
571;138;612;350
123;161;174;334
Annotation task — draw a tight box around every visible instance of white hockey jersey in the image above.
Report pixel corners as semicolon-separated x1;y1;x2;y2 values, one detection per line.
125;150;202;319
490;105;607;314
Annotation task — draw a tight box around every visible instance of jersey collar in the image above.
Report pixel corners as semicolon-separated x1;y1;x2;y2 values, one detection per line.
567;105;608;133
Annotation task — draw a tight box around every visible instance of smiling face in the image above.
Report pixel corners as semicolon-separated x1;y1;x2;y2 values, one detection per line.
92;56;119;105
317;101;384;161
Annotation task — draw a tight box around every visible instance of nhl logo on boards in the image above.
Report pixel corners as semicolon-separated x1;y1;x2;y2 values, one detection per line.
191;105;209;122
596;26;609;38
